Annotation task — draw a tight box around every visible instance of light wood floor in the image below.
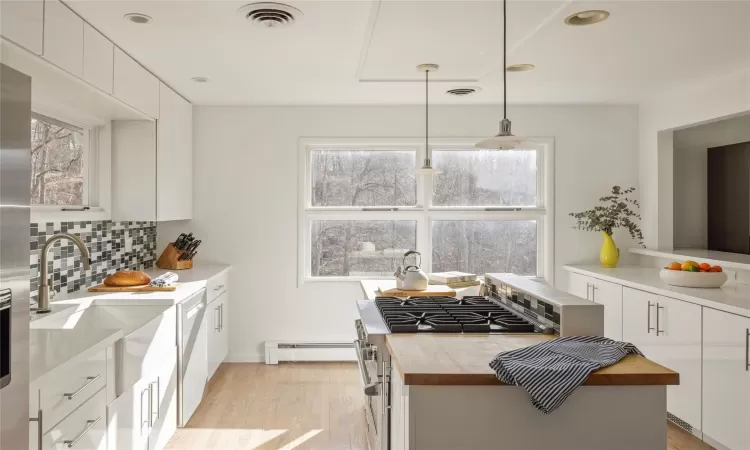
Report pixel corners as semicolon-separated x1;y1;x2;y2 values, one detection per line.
167;363;713;450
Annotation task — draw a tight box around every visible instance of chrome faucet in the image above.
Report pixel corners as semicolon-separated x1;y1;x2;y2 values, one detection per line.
36;233;91;314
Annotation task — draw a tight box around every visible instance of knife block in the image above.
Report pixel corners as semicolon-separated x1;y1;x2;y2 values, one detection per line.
156;243;193;270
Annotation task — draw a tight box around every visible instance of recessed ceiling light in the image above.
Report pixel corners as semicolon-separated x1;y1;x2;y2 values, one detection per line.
507;64;535;72
564;10;609;26
123;13;152;24
446;87;482;97
191;77;210;83
237;2;303;28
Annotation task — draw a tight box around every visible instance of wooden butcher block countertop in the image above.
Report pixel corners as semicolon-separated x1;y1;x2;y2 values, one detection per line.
385;334;679;387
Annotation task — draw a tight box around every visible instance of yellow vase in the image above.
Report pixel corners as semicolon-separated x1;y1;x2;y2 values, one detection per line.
600;232;619;268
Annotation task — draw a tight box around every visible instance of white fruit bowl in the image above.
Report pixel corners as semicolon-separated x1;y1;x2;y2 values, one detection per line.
659;269;728;288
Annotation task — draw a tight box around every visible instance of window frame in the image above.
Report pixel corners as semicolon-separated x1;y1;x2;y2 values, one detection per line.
298;137;554;286
30;113;111;222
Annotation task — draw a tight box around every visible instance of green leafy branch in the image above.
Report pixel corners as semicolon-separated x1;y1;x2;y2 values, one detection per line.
569;186;644;247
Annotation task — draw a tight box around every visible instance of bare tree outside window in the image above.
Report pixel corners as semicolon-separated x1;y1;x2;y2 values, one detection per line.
311;149;416;207
30;116;84;205
311;220;416;277
432;220;537;276
433;149;537;207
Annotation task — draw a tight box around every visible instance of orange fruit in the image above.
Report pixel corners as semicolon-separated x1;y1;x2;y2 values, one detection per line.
709;266;723;272
667;262;682;270
699;263;711;271
700;269;708;272
681;261;699;271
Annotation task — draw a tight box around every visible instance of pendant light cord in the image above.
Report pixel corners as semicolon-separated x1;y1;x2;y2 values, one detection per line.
503;0;507;120
425;68;429;160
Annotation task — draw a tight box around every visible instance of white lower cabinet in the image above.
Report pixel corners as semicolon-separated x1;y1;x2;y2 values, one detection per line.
567;272;623;340
207;291;229;381
703;308;750;450
622;287;702;432
42;388;107;450
108;348;177;450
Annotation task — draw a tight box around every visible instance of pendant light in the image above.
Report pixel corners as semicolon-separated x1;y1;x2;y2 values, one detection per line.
416;63;442;175
475;0;535;150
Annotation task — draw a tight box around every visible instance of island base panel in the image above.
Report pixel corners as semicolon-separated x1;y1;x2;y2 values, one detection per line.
392;380;666;450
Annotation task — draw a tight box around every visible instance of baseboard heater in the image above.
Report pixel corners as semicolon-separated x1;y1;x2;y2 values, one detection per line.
264;341;355;364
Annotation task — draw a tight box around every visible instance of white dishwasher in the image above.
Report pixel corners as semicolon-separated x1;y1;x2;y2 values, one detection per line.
178;289;208;426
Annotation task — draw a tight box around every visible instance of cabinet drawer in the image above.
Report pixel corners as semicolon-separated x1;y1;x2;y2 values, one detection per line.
39;347;106;434
206;271;229;302
42;388;106;450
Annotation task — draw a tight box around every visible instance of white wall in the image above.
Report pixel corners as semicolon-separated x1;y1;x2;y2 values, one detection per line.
673;114;750;248
639;68;750;249
176;105;639;362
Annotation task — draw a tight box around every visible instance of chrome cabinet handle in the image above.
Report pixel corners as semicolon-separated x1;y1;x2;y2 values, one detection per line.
656;304;665;336
746;328;749;372
214;284;225;292
140;388;150;435
63;416;101;448
151;378;160;424
220;304;224;331
591;285;597;303
214;306;221;331
64;375;101;400
585;282;591;300
382;360;390;416
647;301;655;334
29;409;43;450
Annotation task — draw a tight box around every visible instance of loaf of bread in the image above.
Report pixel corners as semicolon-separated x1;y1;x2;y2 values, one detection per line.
103;271;151;287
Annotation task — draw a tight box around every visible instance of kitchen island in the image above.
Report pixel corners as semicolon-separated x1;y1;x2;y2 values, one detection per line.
358;276;679;450
387;334;678;450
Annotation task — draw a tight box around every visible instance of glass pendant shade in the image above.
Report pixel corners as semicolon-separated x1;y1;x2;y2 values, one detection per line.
475;119;535;150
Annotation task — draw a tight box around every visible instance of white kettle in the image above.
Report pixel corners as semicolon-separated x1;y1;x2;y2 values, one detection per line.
395;250;429;291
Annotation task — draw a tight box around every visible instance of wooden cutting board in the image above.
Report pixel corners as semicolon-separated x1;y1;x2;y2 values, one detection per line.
378;285;456;298
88;283;178;292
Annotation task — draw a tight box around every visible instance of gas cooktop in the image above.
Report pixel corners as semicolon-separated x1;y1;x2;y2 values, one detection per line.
375;296;539;333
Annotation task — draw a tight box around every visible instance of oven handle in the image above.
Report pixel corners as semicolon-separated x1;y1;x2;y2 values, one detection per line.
354;339;380;396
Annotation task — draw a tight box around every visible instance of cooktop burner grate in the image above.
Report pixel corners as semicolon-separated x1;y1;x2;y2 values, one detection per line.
375;296;538;334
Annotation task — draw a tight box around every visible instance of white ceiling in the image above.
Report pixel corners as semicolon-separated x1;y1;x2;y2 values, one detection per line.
67;0;750;105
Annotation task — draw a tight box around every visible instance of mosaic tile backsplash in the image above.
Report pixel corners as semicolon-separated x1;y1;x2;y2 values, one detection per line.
30;221;157;304
488;280;561;334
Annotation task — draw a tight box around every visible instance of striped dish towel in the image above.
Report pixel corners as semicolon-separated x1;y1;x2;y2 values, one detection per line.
489;336;643;414
150;272;179;287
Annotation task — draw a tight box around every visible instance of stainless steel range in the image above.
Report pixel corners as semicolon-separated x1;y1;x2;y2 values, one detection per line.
355;273;604;450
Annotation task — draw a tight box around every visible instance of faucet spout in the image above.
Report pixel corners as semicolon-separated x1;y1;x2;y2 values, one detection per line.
36;232;92;314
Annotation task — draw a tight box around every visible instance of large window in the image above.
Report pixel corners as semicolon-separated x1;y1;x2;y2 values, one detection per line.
31;113;91;207
299;139;553;282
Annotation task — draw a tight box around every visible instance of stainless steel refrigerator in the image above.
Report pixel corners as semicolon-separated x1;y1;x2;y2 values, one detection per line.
0;63;31;449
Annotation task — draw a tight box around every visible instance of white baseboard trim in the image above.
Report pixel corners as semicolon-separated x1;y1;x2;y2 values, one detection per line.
226;352;265;363
264;341;356;364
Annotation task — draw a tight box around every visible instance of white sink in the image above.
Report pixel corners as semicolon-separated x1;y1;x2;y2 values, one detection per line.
31;304;171;336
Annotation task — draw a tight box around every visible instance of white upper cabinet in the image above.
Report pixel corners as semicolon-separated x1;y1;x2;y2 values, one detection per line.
43;0;83;77
114;47;159;118
157;83;193;221
703;307;750;450
1;0;44;55
83;23;113;94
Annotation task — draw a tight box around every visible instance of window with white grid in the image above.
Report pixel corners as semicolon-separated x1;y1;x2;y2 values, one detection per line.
299;138;553;283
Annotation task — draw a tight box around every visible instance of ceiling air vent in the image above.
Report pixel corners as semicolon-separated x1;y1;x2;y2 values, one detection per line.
446;87;482;97
237;2;302;28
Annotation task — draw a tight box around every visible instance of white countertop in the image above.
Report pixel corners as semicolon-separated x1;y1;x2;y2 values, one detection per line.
43;261;231;309
630;247;750;272
29;262;231;383
565;265;750;317
30;327;122;384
